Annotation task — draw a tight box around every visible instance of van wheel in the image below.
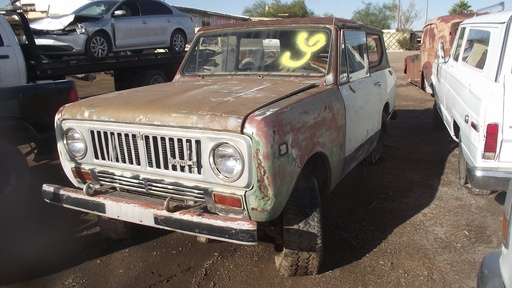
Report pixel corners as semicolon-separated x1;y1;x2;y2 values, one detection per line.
0;141;29;201
365;113;387;164
97;216;135;240
86;32;111;58
458;137;492;195
275;173;323;276
170;30;186;52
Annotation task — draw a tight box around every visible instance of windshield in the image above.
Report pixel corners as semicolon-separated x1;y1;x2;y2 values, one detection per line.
182;28;331;77
73;1;119;16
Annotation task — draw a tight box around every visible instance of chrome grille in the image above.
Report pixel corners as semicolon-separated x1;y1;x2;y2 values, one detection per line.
90;130;202;175
97;172;205;203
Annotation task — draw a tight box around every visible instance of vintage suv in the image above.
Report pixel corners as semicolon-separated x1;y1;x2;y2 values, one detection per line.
431;11;512;194
42;18;396;276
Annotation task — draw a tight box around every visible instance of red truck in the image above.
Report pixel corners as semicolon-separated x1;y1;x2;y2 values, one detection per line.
404;14;477;94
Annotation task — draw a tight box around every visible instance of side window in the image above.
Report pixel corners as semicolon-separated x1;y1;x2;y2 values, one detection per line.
461;29;490;70
143;1;172;15
120;1;141;16
343;30;369;82
366;33;382;68
452;27;466;62
0;34;4;47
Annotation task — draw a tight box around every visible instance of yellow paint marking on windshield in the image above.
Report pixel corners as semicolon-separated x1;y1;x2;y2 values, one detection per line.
281;32;326;68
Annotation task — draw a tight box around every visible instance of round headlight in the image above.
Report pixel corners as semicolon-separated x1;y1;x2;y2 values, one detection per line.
210;143;244;182
64;129;87;159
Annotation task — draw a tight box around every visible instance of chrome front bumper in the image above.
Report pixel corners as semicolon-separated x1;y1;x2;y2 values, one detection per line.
42;183;257;244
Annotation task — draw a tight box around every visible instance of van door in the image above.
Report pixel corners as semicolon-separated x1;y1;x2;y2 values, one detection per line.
0;17;24;87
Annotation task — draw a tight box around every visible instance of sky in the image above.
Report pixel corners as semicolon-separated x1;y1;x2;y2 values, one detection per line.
1;0;510;30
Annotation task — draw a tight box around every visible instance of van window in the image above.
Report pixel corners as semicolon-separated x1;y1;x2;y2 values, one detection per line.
462;29;490;70
453;27;466;62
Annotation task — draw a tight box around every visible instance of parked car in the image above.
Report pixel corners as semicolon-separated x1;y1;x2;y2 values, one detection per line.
477;184;511;287
41;17;397;276
404;13;476;93
431;10;512;194
30;0;195;58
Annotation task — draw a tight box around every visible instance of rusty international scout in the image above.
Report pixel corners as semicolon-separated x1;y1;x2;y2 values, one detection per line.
42;18;397;276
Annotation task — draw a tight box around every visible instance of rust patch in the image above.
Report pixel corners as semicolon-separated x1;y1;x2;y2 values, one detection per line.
255;148;270;199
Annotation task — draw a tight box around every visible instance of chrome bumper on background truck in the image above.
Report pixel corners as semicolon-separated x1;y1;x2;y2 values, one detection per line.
42;184;258;244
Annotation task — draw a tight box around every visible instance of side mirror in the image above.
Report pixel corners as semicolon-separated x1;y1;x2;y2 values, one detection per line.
113;10;126;17
437;42;446;63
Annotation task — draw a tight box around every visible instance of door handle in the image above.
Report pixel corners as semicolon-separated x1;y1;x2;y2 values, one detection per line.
142;20;147;24
0;55;9;59
465;114;469;124
374;81;382;87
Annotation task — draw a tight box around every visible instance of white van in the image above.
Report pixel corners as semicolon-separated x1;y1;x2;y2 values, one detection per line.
431;11;512;194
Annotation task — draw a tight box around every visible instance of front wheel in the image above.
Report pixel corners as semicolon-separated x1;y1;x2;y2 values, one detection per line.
86;32;111;58
275;173;323;276
97;216;135;240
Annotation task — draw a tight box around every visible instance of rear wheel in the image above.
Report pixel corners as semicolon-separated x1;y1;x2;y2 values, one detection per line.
170;30;186;52
365;113;387;164
0;141;29;202
137;70;167;86
86;32;111;58
275;173;323;276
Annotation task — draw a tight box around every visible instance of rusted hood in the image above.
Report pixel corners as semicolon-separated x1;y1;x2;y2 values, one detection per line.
60;78;317;132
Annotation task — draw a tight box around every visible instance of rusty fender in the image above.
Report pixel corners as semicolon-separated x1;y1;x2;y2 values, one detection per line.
243;87;345;221
42;184;257;245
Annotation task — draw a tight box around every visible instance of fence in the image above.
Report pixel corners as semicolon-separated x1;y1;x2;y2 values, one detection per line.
383;30;409;52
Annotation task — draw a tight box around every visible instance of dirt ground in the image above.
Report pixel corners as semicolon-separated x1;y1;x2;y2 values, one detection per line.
0;51;505;288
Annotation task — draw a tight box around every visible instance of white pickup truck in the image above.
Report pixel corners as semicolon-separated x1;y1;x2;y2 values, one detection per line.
431;11;512;194
0;10;78;201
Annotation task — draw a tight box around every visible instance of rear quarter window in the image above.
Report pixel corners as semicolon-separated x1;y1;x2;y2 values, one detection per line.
461;29;490;70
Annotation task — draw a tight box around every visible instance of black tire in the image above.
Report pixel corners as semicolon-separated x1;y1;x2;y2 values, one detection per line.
365;113;387;164
458;137;492;196
170;30;186;52
86;32;111;58
97;216;135;240
137;70;167;86
275;174;323;276
0;142;29;201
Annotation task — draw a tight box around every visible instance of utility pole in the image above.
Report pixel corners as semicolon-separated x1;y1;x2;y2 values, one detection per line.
397;0;401;31
425;0;429;24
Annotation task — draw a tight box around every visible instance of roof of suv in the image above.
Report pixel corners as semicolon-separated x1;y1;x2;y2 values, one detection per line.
198;17;382;34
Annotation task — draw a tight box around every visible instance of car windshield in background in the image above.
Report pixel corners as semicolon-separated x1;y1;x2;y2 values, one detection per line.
72;1;118;16
182;28;331;76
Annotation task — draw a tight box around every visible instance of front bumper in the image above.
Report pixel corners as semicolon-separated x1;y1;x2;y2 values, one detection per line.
477;250;505;288
34;34;87;55
468;166;512;191
42;184;257;244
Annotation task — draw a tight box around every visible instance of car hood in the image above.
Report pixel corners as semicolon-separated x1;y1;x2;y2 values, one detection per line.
30;14;101;30
60;78;317;132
